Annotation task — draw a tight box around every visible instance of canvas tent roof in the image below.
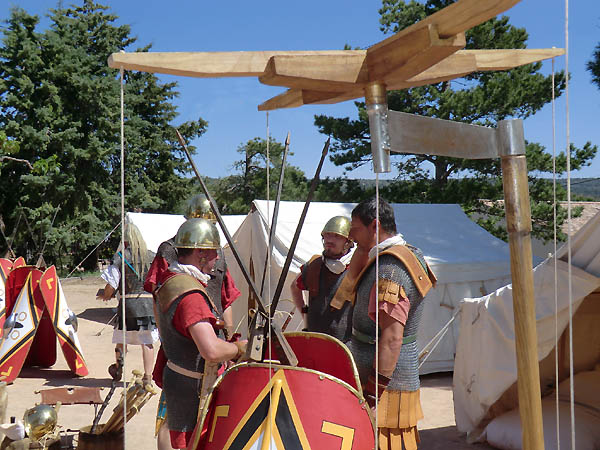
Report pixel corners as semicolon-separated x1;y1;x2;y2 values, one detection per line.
453;209;600;444
124;212;246;254
226;200;516;373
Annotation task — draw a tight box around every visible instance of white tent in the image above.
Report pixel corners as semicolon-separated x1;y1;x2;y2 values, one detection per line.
226;200;516;373
125;212;246;254
453;210;600;449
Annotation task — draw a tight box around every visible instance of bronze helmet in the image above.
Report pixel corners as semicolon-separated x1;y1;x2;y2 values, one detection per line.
321;216;351;239
185;194;216;222
23;404;57;440
174;218;220;249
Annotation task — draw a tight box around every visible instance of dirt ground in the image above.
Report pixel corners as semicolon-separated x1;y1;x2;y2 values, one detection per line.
3;275;493;449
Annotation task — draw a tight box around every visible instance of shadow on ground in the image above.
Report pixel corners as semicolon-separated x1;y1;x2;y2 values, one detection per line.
421;371;454;390
420;426;492;449
18;367;115;389
78;307;116;325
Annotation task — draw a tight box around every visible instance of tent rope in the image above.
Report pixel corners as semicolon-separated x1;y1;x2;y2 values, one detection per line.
265;110;273;450
119;64;128;439
551;56;561;450
374;172;380;448
564;0;576;446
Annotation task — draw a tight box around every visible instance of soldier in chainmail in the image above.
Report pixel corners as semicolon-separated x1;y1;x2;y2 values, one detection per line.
99;223;157;385
347;197;436;450
144;195;241;450
154;218;246;449
290;216;354;342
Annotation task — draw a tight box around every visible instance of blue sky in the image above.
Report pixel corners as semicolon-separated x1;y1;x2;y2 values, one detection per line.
3;0;600;181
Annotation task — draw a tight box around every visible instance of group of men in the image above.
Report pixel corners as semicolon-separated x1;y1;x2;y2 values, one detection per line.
101;194;436;450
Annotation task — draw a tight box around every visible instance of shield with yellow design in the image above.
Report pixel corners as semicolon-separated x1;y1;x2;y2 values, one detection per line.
39;266;88;377
189;333;374;449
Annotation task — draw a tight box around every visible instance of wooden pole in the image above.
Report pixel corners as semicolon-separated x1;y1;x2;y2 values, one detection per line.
499;119;544;450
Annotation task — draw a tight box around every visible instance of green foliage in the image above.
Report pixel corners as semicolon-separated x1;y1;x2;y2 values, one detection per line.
210;137;309;214
588;42;600;89
314;0;597;243
0;1;206;270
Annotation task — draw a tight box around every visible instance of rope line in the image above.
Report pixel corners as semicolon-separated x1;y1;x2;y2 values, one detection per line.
120;65;128;437
374;172;380;449
563;0;576;446
551;56;561;450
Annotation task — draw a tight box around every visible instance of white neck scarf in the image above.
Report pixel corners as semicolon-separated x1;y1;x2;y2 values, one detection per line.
368;234;407;260
169;261;211;285
323;249;354;275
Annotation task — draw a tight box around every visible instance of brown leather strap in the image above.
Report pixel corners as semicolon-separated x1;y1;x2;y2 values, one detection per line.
354;245;437;298
302;255;322;297
155;273;208;313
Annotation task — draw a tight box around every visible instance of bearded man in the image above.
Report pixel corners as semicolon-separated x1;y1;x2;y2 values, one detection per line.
290;216;354;342
348;198;436;450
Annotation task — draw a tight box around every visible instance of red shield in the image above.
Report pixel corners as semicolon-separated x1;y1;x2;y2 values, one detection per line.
0;258;12;328
12;257;25;269
39;266;88;376
0;271;46;383
0;259;12;284
269;332;361;391
191;363;374;450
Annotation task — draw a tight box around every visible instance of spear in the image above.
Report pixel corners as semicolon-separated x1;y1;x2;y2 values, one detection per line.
175;129;297;366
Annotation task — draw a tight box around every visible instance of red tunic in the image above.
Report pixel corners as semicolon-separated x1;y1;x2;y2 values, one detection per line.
152;270;239;449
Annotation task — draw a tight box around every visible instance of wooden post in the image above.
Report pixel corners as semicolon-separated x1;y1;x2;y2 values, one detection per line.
364;82;391;173
499;119;545;450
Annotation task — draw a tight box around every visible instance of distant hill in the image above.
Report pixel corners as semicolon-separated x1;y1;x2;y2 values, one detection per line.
350;177;600;200
555;178;600;200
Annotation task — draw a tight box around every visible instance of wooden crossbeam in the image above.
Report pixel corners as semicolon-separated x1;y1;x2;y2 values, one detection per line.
257;88;363;111
386;48;565;90
366;25;465;82
107;50;357;77
258;53;368;92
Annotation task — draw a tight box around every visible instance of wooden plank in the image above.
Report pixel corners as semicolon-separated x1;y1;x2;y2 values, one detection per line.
370;0;520;53
380;32;466;82
386;48;565;90
367;24;464;81
258;89;306;111
463;48;565;70
257;88;363;111
107;50;360;78
258;53;368;92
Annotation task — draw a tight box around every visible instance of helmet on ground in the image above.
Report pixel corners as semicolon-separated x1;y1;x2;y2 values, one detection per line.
321;216;351;239
185;194;216;221
23;404;57;440
174;218;220;249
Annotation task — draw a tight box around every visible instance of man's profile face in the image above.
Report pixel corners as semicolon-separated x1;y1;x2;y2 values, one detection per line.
349;216;375;249
322;232;349;258
198;249;219;273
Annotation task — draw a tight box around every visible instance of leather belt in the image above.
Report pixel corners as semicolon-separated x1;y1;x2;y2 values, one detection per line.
166;361;204;380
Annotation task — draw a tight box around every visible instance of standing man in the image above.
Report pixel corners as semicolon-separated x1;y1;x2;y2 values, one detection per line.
348;197;436;450
290;216;354;342
144;194;239;336
155;218;246;450
145;194;240;450
99;223;158;386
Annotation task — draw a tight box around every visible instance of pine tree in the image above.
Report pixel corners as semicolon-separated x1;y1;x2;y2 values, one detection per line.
315;0;597;242
0;1;207;269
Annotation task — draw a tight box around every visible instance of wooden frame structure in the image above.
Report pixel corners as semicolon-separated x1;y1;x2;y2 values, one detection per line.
108;1;565;448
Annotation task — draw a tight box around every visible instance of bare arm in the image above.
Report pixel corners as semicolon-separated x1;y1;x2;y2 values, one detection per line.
290;275;307;326
223;306;234;338
188;320;241;363
376;311;405;377
100;284;115;302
